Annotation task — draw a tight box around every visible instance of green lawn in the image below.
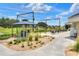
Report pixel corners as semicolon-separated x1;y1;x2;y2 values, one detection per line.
0;27;18;40
0;26;55;40
0;27;17;35
0;26;55;35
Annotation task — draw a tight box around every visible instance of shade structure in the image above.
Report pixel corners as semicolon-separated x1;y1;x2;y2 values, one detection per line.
13;21;34;25
12;21;34;38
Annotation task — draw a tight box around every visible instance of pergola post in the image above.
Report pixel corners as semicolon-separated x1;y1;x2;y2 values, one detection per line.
16;27;18;37
22;25;26;38
32;11;35;32
11;25;13;37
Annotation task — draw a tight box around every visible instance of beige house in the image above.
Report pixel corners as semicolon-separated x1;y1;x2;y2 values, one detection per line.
68;13;79;37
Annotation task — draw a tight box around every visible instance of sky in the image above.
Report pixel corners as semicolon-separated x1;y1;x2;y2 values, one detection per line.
0;3;79;26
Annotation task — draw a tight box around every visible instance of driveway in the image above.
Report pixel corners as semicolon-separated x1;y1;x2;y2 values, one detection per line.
0;31;74;56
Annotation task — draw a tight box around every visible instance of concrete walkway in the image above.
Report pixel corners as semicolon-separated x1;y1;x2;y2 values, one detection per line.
0;31;74;56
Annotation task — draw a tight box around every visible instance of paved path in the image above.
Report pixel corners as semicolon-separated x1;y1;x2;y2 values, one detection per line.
0;31;74;56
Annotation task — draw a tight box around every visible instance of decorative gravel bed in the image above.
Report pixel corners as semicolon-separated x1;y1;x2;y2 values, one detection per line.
5;33;54;51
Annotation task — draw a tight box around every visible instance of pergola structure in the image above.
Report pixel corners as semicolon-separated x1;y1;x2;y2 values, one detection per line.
16;12;35;31
43;17;61;32
13;21;33;38
11;12;35;39
11;11;61;39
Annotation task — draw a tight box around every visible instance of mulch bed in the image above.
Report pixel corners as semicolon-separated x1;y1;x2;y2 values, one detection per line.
65;47;79;56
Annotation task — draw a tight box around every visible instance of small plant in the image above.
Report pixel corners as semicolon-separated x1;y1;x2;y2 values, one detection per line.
13;40;21;45
52;37;55;39
41;42;44;45
21;44;24;48
35;35;38;41
50;39;52;41
28;35;33;42
8;41;13;45
27;42;30;46
13;40;16;42
27;41;33;46
38;41;41;43
21;39;26;42
30;46;32;49
27;44;30;46
36;42;38;44
34;46;37;48
14;42;17;45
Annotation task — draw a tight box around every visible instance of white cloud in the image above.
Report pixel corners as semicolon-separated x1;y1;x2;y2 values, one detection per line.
0;13;16;19
56;3;79;18
45;16;52;19
7;16;16;19
16;12;20;15
24;3;52;13
70;4;77;13
70;3;79;13
4;15;16;19
56;11;69;17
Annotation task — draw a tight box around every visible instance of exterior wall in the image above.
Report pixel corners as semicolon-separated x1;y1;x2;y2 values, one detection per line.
75;22;79;36
69;15;79;37
71;22;79;37
70;23;76;36
69;15;79;23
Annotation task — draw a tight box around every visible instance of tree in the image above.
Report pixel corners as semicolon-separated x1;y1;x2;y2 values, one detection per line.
36;22;47;28
22;19;28;21
65;24;71;30
0;17;19;27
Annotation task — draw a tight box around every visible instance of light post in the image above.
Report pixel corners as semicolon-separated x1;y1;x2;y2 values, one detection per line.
47;16;61;33
45;19;49;32
55;17;61;32
45;16;51;32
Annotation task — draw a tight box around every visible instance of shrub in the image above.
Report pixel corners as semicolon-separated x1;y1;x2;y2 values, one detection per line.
0;34;11;40
73;40;79;52
73;37;79;52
